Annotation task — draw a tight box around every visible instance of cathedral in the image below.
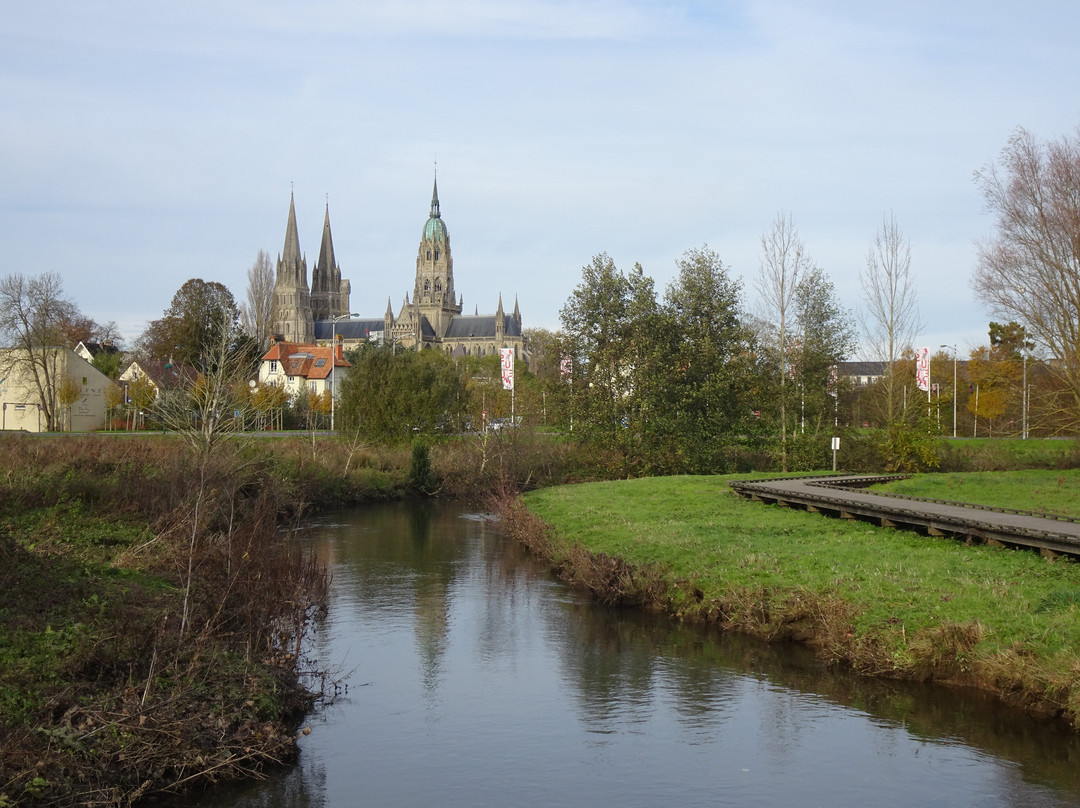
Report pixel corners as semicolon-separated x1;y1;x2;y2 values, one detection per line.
270;177;525;359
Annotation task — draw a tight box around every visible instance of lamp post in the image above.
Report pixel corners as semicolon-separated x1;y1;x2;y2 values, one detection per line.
1022;353;1028;440
330;313;359;433
940;344;957;439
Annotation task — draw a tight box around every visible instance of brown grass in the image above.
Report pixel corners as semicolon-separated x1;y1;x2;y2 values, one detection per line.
0;435;351;806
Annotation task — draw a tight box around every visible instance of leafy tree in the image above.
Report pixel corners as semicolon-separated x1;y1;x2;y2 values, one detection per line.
859;211;922;426
55;311;99;348
0;272;81;431
988;320;1035;359
139;279;245;371
791;267;857;437
91;350;122;380
409;440;438;494
559;253;659;463
337;345;468;444
57;374;82;432
974;126;1080;429
126;374;157;430
966;344;1022;436
521;327;572;429
653;246;758;473
104;380;125;430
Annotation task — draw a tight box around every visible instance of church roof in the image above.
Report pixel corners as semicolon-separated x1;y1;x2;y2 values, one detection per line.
443;314;522;339
313;320;385;341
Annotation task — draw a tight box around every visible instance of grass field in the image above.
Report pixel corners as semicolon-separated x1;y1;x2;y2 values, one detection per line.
521;470;1080;723
874;468;1080;517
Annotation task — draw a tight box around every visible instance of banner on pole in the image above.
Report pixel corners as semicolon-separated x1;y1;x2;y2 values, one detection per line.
915;347;930;392
560;355;572;380
501;348;515;391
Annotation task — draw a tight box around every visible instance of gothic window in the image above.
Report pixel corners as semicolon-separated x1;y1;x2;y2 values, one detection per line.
434;279;442;292
424;280;430;292
427;250;432;260
435;249;440;260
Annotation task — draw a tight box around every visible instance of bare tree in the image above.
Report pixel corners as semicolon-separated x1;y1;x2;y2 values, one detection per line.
151;324;260;639
239;249;275;351
757;212;813;470
0;272;80;431
859;212;921;425
973;126;1080;429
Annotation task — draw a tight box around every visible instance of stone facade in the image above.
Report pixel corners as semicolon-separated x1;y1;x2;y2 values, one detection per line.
271;193;350;344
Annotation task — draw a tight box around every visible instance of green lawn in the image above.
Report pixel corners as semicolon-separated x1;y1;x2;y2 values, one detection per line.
874;468;1080;518
523;472;1080;720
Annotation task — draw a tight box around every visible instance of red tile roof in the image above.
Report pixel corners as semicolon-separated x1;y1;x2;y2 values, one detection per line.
261;342;350;381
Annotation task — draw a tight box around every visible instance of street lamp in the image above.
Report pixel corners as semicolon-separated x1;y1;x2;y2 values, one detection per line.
330;313;359;433
940;344;957;439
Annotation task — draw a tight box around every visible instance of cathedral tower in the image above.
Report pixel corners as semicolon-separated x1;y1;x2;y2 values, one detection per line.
272;192;315;343
413;174;462;337
311;203;351;322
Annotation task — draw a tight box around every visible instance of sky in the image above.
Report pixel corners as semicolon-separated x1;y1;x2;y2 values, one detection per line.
3;1;1079;360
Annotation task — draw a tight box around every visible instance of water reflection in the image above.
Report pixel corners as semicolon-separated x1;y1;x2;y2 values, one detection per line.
189;501;1080;808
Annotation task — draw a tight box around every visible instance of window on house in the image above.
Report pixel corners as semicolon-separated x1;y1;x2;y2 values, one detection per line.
310;381;316;393
270;360;278;373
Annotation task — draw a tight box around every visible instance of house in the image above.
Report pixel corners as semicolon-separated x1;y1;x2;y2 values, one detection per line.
118;359;196;400
74;340;120;364
0;347;112;432
258;340;350;400
836;361;888;387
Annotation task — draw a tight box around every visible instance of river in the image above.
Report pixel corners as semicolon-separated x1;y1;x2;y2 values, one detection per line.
193;500;1080;807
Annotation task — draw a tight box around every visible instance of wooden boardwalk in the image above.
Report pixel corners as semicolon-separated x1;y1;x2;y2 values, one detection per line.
729;475;1080;558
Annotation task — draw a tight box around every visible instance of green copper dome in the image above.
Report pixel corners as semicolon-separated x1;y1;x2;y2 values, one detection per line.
423;215;448;242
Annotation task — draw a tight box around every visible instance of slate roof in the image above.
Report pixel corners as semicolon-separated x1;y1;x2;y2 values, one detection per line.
313;320;385;341
443;314;522;340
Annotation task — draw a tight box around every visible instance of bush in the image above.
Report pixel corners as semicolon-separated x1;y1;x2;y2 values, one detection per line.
409;440;438;495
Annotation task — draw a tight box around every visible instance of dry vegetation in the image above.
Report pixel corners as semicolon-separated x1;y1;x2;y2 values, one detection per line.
0;435;409;807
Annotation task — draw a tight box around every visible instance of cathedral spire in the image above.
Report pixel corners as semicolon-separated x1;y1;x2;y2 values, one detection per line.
283;191;302;268
430;173;441;219
316;203;337;277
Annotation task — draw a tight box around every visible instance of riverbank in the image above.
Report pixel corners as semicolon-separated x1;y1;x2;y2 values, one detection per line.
505;471;1080;727
0;426;606;806
0;435;420;806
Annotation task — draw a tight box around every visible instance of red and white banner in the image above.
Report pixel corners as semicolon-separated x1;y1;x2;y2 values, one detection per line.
501;348;515;391
560;355;572;380
915;347;930;392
